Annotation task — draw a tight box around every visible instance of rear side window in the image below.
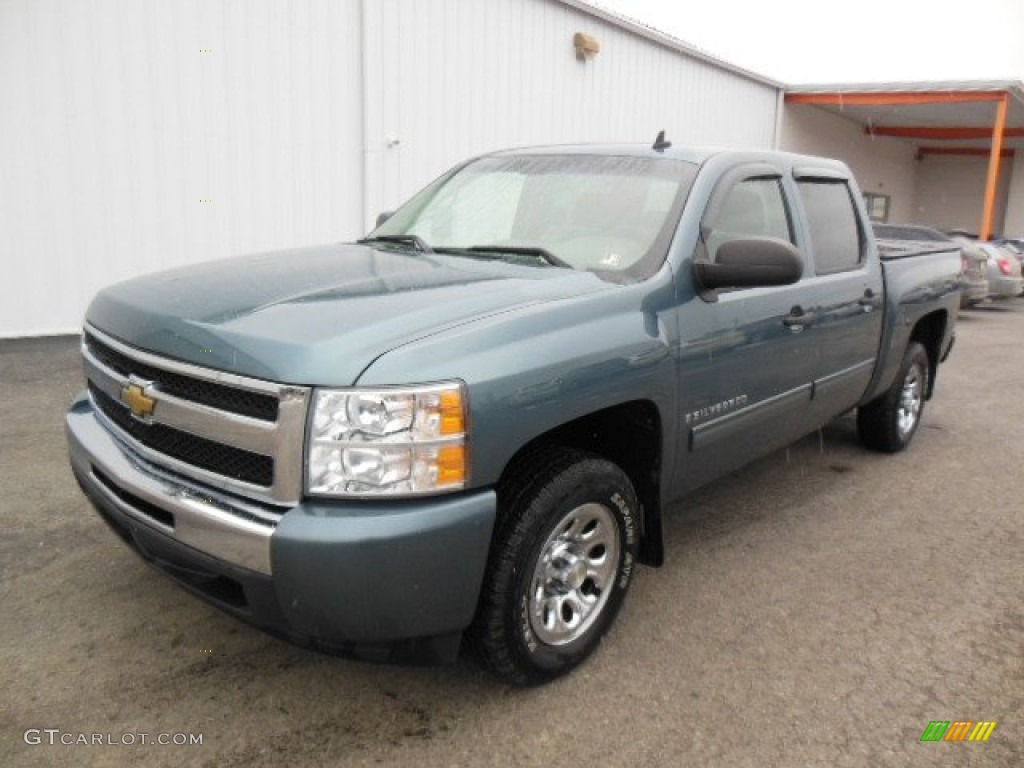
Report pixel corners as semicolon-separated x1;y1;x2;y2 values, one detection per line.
705;178;792;262
796;180;863;274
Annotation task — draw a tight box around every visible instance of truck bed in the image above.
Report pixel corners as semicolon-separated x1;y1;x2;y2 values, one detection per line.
862;241;961;405
875;238;961;261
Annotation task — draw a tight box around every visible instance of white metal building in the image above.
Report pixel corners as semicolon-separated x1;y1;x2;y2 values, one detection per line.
0;0;781;338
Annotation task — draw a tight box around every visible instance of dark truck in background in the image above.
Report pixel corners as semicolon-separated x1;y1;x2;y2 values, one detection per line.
67;141;961;684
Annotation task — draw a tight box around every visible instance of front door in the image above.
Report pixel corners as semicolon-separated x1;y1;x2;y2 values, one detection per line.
672;164;820;495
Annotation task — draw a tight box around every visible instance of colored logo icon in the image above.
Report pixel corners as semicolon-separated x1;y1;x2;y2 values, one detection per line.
920;720;996;742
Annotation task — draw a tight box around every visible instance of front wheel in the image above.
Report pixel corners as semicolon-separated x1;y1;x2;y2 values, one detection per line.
857;341;930;453
469;447;639;685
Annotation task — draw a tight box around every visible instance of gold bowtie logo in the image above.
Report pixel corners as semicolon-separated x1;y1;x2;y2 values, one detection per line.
121;383;156;419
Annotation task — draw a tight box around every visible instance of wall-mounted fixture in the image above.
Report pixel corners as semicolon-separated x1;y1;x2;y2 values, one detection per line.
573;32;600;61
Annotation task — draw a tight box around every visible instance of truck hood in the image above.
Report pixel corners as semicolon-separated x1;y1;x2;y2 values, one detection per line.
85;243;614;385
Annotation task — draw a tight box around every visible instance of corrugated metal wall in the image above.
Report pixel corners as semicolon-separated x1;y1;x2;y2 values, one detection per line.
369;0;779;218
0;0;779;337
0;0;365;337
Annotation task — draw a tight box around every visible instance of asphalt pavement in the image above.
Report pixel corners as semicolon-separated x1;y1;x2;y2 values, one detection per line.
2;300;1021;767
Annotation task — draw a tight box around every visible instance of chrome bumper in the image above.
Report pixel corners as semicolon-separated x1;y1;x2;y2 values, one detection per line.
68;390;498;651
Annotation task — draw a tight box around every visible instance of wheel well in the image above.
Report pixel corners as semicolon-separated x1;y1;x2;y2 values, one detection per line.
910;311;947;398
498;401;665;567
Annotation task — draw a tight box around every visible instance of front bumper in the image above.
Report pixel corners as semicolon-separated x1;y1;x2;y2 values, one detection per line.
66;393;496;663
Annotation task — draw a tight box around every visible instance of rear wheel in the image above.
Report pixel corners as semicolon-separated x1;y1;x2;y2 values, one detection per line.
857;342;930;453
469;447;639;685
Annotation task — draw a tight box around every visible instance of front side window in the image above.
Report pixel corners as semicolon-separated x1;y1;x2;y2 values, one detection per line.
797;180;864;274
370;154;699;279
704;177;793;262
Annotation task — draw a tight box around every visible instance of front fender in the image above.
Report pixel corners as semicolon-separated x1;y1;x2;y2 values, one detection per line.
355;273;680;493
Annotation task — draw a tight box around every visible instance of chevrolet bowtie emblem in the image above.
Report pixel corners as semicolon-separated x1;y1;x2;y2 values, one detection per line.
121;382;156;420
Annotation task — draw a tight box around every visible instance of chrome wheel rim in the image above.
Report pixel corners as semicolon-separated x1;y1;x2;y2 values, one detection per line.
897;363;924;439
529;502;620;647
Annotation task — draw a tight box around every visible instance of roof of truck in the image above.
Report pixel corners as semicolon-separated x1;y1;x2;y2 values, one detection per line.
487;142;851;173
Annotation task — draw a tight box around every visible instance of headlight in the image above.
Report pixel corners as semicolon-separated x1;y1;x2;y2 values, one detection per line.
306;382;468;497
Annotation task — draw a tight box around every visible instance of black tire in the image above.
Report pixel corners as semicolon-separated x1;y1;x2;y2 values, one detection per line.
469;447;640;685
857;342;930;453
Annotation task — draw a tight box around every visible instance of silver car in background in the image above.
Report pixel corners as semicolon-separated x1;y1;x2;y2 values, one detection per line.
996;238;1024;280
978;242;1024;299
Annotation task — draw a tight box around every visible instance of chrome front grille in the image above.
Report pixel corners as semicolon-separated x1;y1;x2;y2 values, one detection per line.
88;384;275;485
85;331;279;421
82;325;310;505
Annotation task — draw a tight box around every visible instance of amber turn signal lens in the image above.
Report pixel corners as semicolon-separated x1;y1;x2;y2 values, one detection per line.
436;444;467;486
438;390;465;436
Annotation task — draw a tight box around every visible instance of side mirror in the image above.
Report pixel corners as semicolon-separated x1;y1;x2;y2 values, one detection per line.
694;237;803;297
375;210;394;228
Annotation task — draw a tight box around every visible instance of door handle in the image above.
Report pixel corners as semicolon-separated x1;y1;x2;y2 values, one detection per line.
783;306;815;330
858;288;877;310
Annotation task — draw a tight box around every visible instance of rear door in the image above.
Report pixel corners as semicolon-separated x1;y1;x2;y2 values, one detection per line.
673;163;822;495
791;169;884;422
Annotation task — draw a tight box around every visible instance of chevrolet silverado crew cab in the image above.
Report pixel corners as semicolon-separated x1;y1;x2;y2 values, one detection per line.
67;139;961;684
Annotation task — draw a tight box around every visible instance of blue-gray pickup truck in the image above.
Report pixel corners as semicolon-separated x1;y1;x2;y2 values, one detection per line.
67;140;960;684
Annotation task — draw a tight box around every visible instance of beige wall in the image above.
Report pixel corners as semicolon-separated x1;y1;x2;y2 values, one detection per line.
779;104;918;222
913;155;1013;234
1003;153;1024;236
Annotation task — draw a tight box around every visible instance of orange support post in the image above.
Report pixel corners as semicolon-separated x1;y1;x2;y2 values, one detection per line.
980;95;1009;241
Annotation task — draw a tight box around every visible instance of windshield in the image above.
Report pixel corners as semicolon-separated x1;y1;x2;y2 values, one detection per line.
368;153;698;279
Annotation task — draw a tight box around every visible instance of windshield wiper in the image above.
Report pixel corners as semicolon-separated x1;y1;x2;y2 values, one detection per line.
461;245;572;269
359;234;434;253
